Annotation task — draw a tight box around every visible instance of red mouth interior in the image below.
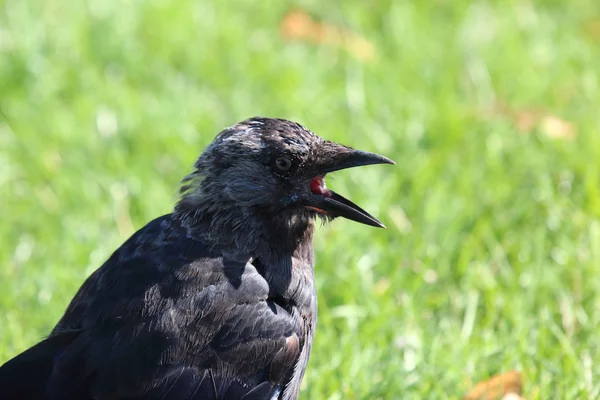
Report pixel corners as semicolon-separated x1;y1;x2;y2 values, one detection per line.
309;176;332;197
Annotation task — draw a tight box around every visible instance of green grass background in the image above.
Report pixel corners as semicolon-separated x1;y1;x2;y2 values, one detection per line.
2;0;600;398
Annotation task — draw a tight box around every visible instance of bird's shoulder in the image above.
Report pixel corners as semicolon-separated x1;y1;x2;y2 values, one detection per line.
55;214;268;328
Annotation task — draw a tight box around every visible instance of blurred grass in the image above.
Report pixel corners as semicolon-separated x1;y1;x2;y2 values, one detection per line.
2;0;600;398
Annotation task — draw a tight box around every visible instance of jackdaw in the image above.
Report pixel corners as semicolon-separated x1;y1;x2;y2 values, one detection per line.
0;117;394;400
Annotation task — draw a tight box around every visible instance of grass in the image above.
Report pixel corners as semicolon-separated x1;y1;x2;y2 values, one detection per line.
2;0;600;398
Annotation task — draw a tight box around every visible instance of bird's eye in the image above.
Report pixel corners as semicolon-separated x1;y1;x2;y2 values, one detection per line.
275;156;292;171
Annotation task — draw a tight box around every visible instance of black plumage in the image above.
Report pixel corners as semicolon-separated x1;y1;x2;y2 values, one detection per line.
0;117;394;399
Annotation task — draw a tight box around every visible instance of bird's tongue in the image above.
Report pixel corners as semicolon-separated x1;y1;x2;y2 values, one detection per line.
309;176;331;197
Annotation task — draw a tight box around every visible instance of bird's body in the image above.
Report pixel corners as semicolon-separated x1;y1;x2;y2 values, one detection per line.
0;117;393;399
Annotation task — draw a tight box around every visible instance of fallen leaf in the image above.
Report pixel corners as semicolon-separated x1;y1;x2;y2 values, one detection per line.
280;9;376;62
464;370;523;400
481;101;577;140
540;115;576;140
514;110;539;132
502;394;525;400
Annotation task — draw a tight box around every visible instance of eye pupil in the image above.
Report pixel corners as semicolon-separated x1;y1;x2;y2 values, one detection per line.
275;156;292;171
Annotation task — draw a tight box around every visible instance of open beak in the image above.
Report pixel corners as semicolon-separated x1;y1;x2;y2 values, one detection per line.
304;141;395;228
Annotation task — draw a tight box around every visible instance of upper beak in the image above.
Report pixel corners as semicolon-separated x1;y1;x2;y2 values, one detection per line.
305;141;395;228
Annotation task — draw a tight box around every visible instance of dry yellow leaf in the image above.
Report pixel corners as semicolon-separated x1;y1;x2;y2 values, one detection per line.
540;115;576;140
464;370;522;400
280;9;376;62
481;101;577;140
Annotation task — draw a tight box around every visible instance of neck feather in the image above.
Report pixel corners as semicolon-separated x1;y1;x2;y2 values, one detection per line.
175;194;315;261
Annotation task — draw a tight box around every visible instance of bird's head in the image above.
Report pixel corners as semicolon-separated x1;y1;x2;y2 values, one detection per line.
176;117;394;234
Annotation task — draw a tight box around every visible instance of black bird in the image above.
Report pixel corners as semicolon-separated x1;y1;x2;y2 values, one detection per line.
0;117;394;400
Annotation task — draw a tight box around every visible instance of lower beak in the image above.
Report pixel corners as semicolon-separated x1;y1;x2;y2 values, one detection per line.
309;191;386;228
